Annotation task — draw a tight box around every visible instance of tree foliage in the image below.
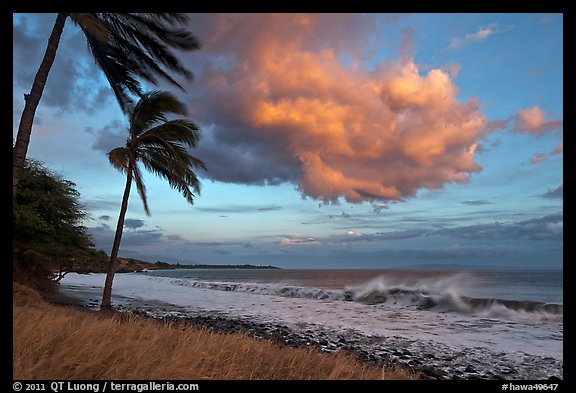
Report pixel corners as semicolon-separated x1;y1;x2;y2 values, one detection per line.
13;160;107;291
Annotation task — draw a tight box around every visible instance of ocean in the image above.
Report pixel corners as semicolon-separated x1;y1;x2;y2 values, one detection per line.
60;268;563;380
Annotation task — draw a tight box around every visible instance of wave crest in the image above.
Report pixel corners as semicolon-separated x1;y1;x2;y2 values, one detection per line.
142;273;562;320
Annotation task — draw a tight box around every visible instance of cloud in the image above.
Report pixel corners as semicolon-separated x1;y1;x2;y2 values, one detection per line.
12;15;46;87
461;200;491;206
435;214;563;242
551;144;563;155
13;14;112;115
326;214;562;244
166;234;186;241
187;14;489;204
89;224;162;248
257;206;282;212
447;25;497;51
280;234;321;246
87;120;125;153
485;120;508;133
514;106;563;135
530;154;547;165
341;228;429;242
124;219;146;229
542;185;563;200
195;205;283;214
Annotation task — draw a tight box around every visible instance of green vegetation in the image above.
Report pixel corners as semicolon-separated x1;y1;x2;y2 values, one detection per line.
101;90;206;311
13;160;108;292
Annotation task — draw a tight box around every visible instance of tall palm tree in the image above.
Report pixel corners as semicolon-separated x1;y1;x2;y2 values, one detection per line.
101;90;206;311
13;13;201;199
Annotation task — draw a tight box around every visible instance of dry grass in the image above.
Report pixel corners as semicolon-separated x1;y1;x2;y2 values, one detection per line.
13;283;418;380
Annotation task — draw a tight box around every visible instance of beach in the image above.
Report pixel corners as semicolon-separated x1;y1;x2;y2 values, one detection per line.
59;269;563;380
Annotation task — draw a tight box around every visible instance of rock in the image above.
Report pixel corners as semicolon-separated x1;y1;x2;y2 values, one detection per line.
465;365;477;373
419;365;444;379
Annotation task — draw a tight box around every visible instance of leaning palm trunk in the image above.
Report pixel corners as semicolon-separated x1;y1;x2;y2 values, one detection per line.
99;91;205;311
13;13;68;199
14;13;201;201
101;165;133;311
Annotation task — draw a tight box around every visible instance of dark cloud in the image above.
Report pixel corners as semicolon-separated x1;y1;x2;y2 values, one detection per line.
124;219;146;229
195;204;283;214
83;198;120;211
12;15;47;86
87;120;126;153
542;185;563;200
13;14;114;116
435;214;562;242
372;246;512;260
98;215;111;221
258;206;282;212
194;129;300;186
461;199;491;206
190;240;246;247
88;224;162;249
323;213;562;245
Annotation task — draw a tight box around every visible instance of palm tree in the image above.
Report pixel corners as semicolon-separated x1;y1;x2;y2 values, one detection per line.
13;13;201;199
101;90;206;311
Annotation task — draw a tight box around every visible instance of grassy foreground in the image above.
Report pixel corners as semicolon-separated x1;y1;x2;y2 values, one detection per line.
13;283;418;380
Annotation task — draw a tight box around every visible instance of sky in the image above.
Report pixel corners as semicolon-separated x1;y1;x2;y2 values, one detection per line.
12;13;563;269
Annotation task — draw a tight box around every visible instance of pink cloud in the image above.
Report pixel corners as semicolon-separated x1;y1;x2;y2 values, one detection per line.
187;14;490;203
485;119;508;133
530;155;547;165
550;144;563;155
514;106;562;135
280;234;320;246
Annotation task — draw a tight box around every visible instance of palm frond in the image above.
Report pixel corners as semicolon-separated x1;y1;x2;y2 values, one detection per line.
130;91;188;136
139;119;201;148
76;13;200;113
107;147;129;173
70;13;111;43
108;90;205;214
130;161;150;216
84;39;143;112
140;153;202;205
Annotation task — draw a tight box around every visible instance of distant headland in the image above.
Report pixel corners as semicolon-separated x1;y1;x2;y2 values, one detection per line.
114;258;280;273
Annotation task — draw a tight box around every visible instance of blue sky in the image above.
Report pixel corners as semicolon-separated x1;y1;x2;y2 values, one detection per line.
13;13;563;268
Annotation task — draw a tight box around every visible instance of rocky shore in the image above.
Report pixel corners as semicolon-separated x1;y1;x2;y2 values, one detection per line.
79;296;563;381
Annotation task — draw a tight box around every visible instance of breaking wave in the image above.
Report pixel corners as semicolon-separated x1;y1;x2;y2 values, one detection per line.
142;273;562;320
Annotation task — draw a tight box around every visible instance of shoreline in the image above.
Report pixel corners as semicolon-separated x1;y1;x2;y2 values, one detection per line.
58;285;563;381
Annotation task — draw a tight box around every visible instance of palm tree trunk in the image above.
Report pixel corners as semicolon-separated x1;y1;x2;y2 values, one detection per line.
13;13;68;200
100;168;133;311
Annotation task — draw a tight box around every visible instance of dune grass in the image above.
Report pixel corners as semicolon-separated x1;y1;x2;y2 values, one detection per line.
13;283;418;380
